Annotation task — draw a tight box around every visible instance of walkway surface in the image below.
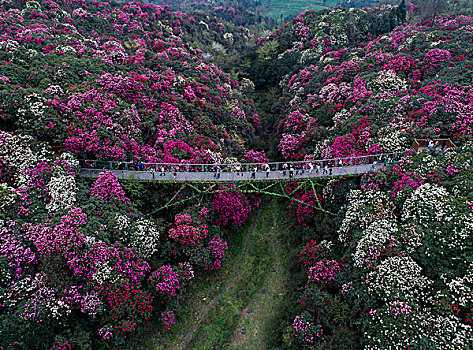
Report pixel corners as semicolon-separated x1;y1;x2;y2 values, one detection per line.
79;152;405;182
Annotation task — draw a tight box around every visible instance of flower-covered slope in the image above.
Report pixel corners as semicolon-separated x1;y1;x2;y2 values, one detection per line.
290;145;473;349
245;5;406;89
0;0;263;164
0;130;243;349
276;14;473;160
0;0;270;347
1;0;473;348
257;9;473;349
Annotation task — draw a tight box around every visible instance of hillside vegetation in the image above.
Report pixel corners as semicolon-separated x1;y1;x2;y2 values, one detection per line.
0;0;265;348
257;6;473;349
0;0;472;349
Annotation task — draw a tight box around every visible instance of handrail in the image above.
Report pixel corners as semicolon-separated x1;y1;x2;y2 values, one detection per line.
78;151;410;182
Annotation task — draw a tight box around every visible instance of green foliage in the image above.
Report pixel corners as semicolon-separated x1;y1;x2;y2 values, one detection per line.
120;178;146;209
397;0;407;22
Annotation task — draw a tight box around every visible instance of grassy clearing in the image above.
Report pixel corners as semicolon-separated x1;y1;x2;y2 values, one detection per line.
150;225;250;350
227;202;288;349
266;0;342;19
185;199;291;350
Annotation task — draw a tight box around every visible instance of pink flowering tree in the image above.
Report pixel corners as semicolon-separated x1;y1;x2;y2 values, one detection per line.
244;149;269;163
168;213;208;248
293;311;325;347
161;310;176;330
307;260;342;285
149;265;181;298
211;185;256;227
190;236;228;271
90;172;129;203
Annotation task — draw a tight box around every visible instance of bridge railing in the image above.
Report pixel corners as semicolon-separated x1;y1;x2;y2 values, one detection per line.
79;151;407;173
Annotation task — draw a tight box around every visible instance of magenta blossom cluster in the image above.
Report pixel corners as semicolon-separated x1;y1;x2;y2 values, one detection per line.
293;311;325;344
244;149;269;163
149;265;181;297
307;260;342;284
388;300;413;318
90;172;130;203
205;237;228;270
168;213;208;247
211;185;254;227
0;223;36;279
49;341;72;350
161;310;176;330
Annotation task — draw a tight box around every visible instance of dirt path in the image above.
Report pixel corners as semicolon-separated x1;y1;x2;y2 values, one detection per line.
177;210;260;350
227;203;286;349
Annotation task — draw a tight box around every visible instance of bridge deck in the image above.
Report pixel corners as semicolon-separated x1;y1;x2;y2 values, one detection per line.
80;163;389;182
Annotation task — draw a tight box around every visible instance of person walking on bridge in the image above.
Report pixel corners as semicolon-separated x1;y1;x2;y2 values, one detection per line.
236;163;241;177
265;163;270;178
251;167;256;180
289;165;294;178
160;165;165;176
282;163;288;177
428;139;434;150
308;162;314;174
372;160;378;170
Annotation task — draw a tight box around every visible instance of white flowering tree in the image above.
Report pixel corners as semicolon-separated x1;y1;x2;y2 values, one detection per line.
337;149;473;349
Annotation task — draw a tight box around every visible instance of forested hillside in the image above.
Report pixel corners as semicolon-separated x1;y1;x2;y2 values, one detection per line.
259;7;473;349
142;0;384;20
274;12;473;160
0;0;268;162
0;0;472;349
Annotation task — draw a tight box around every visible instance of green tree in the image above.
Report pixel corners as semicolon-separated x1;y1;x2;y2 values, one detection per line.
397;0;407;22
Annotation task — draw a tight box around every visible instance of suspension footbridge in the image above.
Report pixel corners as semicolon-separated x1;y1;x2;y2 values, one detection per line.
80;152;406;182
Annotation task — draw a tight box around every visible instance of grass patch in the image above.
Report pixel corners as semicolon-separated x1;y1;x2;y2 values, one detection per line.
151;225;249;349
186;199;292;350
266;0;343;19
